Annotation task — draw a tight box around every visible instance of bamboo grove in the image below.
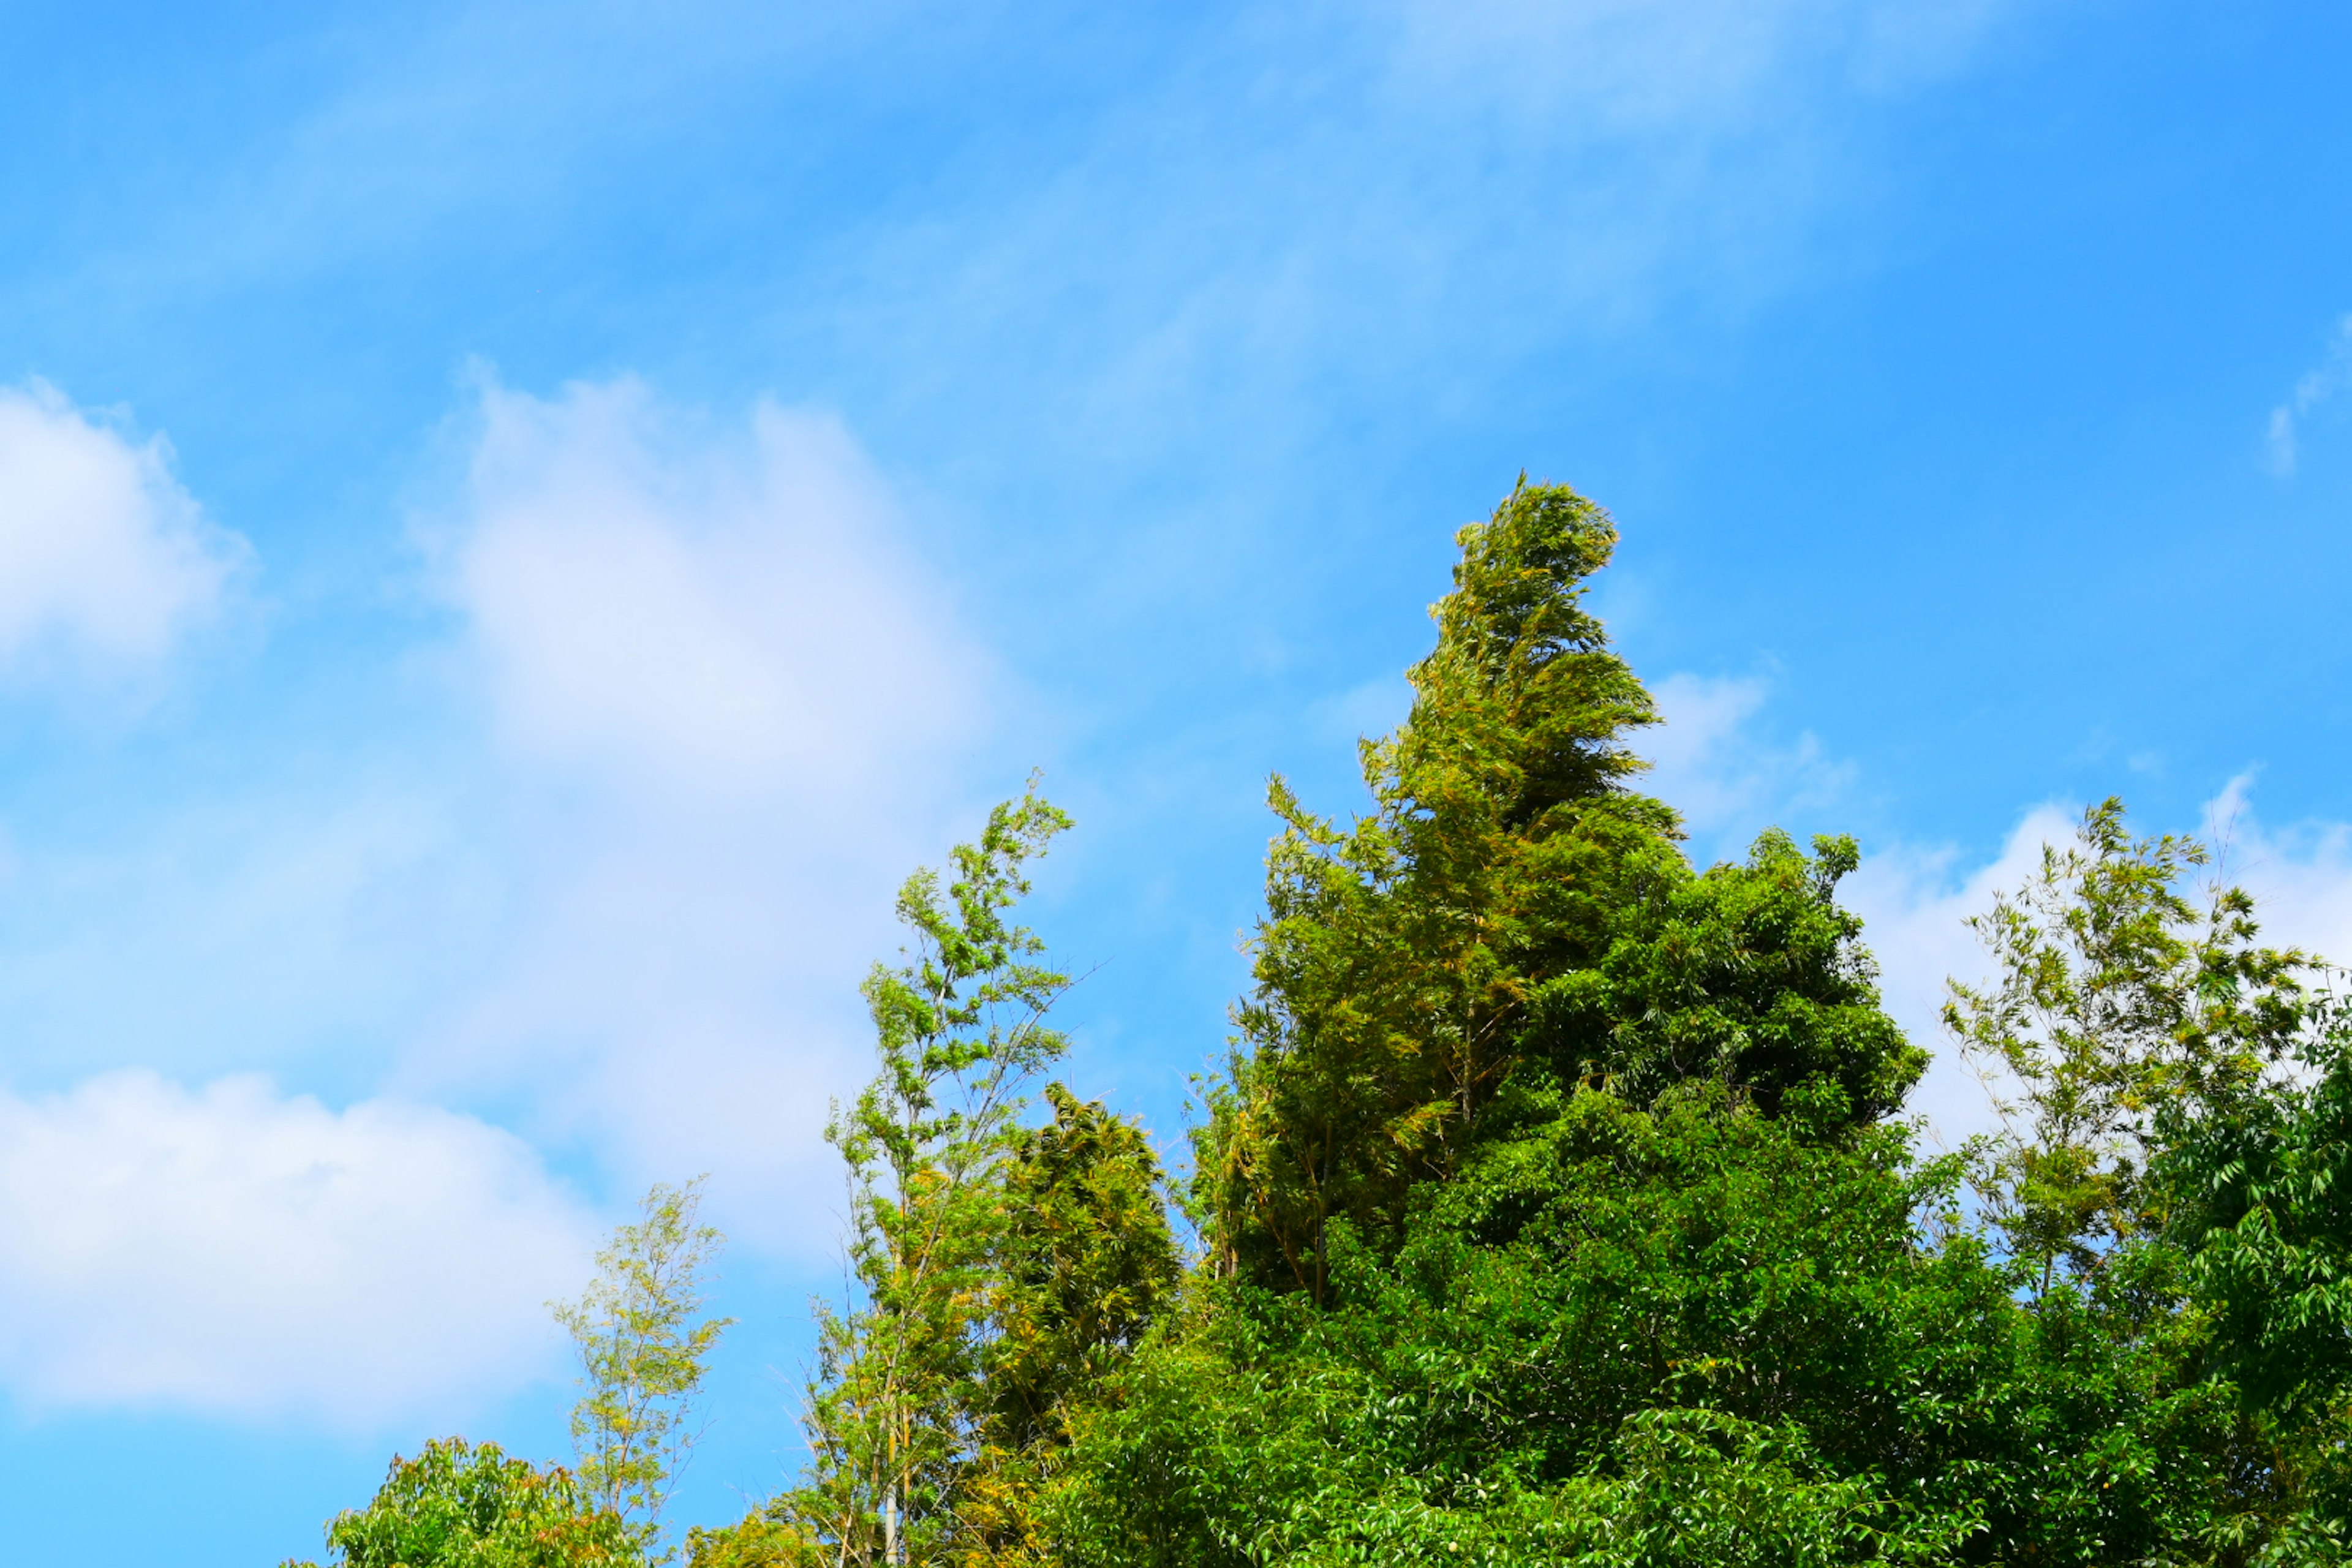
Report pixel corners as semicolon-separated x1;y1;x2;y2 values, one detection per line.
292;481;2352;1567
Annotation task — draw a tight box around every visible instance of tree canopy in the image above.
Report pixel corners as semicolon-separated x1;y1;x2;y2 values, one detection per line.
300;478;2352;1568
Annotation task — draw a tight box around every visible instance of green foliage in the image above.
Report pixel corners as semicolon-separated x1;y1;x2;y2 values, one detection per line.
2168;1009;2352;1417
982;1082;1180;1450
318;477;2352;1568
776;785;1077;1567
552;1178;733;1559
1197;481;1923;1324
1032;483;2313;1566
1052;1085;1987;1567
1946;797;2309;1291
1530;829;1923;1123
1200;480;1681;1300
714;789;1185;1568
682;1512;816;1568
285;1439;639;1568
957;1084;1182;1560
1053;1091;1979;1564
2162;994;2352;1556
1056;1081;2293;1564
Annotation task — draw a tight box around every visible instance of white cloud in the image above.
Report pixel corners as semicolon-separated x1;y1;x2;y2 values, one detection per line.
447;375;983;794
1843;780;2352;1150
1841;806;2073;1148
0;377;987;1305
1643;671;1853;859
0;382;246;682
0;1071;594;1426
2201;775;2352;973
413;377;994;1252
2265;313;2352;477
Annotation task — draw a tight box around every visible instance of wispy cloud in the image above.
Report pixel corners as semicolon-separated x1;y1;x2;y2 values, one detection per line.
413;374;997;1252
443;374;986;795
1385;0;2021;130
2265;314;2352;476
53;0;2041;530
1642;671;1854;861
841;0;2033;484
0;383;247;689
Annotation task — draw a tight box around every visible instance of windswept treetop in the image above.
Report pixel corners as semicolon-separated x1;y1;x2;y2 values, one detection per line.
1201;480;1917;1298
1200;480;1679;1295
1395;477;1668;841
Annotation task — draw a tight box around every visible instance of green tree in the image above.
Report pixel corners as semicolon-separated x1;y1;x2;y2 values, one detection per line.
285;1439;639;1568
1047;481;2309;1567
2158;990;2352;1555
1527;827;1922;1123
1197;481;1921;1304
775;785;1076;1567
552;1178;733;1559
1200;479;1681;1300
1052;1088;1995;1567
984;1084;1179;1453
1060;480;1970;1566
708;476;2352;1567
956;1084;1180;1562
2168;1002;2352;1417
1945;797;2308;1291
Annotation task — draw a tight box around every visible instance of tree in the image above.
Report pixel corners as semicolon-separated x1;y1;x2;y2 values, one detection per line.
983;1084;1179;1453
2168;1001;2352;1417
1199;479;1681;1299
2159;989;2352;1551
699;475;2352;1566
1063;480;1982;1564
1527;827;1922;1125
956;1085;1180;1562
1196;481;1921;1304
776;785;1076;1567
1945;797;2308;1291
552;1178;733;1559
284;1439;639;1568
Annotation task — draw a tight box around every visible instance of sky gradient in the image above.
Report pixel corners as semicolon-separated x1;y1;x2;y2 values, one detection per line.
3;3;2351;1561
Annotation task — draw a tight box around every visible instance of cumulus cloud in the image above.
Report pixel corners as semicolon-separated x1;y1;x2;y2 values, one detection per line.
2201;775;2352;971
0;382;246;681
1841;806;2074;1147
1842;781;2352;1150
415;377;994;1251
2264;313;2352;477
0;1071;593;1425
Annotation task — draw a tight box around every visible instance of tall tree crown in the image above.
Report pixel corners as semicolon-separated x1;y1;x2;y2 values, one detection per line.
1396;478;1664;833
1200;481;1687;1295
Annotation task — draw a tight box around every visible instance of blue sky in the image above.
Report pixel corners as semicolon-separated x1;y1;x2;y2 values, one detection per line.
3;1;2351;1561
